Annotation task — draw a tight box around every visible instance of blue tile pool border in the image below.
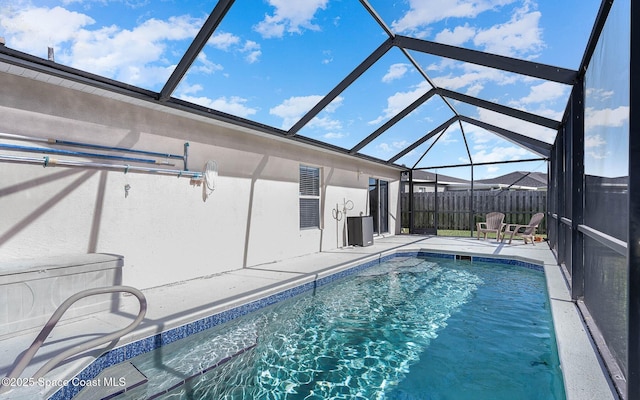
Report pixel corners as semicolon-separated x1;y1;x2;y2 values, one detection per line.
50;250;543;400
470;255;544;272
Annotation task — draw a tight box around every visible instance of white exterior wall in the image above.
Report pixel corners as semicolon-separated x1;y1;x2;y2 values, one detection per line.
0;72;401;289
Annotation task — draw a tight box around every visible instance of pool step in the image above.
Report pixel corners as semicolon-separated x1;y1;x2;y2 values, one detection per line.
73;362;147;400
143;342;257;399
90;326;259;399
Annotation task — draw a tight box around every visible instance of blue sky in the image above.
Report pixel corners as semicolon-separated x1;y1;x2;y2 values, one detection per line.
2;0;622;179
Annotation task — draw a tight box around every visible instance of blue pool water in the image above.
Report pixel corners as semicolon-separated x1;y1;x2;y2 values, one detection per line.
121;256;565;400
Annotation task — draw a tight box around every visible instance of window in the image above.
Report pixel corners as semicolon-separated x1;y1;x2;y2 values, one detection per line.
369;178;389;234
300;165;320;229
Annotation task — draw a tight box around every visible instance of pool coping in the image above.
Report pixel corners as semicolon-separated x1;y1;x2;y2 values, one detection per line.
45;246;617;400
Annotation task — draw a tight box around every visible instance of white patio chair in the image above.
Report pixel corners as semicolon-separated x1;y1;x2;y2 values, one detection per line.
502;213;545;245
476;212;505;241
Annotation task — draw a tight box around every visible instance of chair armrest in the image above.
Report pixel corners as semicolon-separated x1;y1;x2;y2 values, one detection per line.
503;224;527;243
504;223;524;232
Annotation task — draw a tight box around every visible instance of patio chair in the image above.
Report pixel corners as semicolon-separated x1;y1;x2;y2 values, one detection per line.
476;212;505;241
502;213;545;245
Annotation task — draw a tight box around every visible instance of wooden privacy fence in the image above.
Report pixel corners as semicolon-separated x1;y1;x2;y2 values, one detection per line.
401;190;547;234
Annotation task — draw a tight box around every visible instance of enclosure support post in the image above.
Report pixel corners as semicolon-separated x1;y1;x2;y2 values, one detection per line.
470;165;475;238
434;174;439;234
570;78;585;300
409;170;414;234
628;0;640;396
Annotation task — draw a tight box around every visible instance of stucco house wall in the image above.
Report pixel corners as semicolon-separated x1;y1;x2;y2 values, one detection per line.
0;72;401;289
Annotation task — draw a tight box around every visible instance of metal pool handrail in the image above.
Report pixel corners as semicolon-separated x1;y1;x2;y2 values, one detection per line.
0;286;147;394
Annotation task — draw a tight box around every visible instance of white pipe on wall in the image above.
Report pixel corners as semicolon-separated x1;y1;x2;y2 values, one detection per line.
0;153;202;179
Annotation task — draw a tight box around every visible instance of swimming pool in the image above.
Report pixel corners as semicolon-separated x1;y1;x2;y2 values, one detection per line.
115;255;565;399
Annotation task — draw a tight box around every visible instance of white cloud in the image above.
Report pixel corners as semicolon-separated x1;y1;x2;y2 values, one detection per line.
179;95;258;118
207;33;261;64
270;95;323;126
323;97;343;114
426;58;458;72
514;81;568;105
309;116;343;132
434;24;476;46
439;129;460;144
432;62;519;94
391;0;516;36
254;0;329;38
475;164;501;179
523;106;564;121
585;106;629;130
476;108;557;143
323;132;345;139
467;127;495;144
586;150;610;160
2;4;262;87
254;15;285;38
466;83;484;97
585;134;605;148
586;87;615;102
394;1;543;58
242;40;262;64
378;143;393;152
1;6;95;55
70;15;201;85
192;52;224;75
270;95;343;130
61;0;149;6
584;133;614;161
1;6;203;87
369;81;431;125
322;50;333;65
433;71;482;91
473;4;543;57
177;83;203;96
208;31;241;51
377;140;409;153
472;145;530;163
382;63;411;83
432;63;568;122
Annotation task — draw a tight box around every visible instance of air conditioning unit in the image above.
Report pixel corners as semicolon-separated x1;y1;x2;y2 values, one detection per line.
347;216;374;247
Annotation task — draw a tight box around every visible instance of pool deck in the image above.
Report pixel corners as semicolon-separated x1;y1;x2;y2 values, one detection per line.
0;235;618;399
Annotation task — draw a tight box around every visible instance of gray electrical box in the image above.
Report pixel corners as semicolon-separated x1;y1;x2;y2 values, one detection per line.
347;216;374;247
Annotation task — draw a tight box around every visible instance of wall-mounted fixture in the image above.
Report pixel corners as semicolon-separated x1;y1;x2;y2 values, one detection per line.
201;160;218;202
